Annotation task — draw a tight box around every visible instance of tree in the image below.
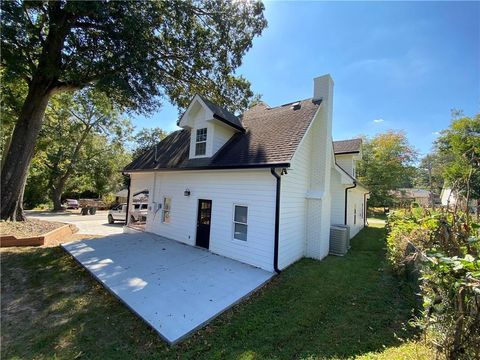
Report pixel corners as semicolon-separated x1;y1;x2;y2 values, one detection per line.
132;127;168;159
357;130;417;207
1;0;267;220
33;89;132;210
436;112;480;221
248;93;264;108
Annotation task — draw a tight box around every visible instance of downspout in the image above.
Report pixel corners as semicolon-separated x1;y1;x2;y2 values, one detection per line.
344;181;357;225
123;173;131;226
364;192;370;226
270;168;281;274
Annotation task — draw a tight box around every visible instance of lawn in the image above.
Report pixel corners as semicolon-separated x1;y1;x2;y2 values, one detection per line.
1;221;433;359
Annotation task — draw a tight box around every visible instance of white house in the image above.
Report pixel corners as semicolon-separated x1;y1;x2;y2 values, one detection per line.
123;74;368;273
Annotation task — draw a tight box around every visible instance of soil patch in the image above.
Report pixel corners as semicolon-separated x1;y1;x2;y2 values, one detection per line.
0;219;65;238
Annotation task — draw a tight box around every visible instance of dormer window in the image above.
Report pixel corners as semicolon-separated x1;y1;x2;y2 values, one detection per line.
195;128;207;156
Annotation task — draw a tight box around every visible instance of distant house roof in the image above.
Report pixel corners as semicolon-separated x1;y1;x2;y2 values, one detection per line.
391;188;431;198
197;95;245;132
124;98;322;172
333;138;362;154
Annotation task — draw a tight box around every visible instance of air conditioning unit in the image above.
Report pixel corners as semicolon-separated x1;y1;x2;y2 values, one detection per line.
329;226;349;256
334;224;351;249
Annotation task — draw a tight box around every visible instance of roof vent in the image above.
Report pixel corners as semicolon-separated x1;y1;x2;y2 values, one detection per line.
291;102;301;110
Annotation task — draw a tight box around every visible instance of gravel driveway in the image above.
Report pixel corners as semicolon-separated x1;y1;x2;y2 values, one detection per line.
26;210;124;236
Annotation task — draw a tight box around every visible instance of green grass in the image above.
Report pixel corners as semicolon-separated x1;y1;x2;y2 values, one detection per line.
1;221;432;359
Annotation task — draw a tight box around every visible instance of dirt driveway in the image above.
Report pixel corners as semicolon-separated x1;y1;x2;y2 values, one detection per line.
26;210;124;236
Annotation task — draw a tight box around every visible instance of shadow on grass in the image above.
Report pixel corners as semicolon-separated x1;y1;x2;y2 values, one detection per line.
1;225;419;359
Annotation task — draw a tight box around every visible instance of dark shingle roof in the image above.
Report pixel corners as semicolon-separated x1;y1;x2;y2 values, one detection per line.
198;95;245;132
333;138;362;154
124;98;321;172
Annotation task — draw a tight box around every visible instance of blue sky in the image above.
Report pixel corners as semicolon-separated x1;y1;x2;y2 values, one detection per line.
132;1;479;156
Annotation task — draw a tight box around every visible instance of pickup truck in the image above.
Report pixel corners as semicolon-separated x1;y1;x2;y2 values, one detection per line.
108;203;148;224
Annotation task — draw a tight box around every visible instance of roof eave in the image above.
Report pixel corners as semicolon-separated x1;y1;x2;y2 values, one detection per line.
334;151;360;155
212;114;246;133
123;162;291;173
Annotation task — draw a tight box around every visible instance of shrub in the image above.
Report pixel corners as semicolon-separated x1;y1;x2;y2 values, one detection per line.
386;208;480;359
419;252;480;359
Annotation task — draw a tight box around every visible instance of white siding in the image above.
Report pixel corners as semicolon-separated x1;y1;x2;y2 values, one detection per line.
335;154;354;177
278;124;311;269
212;124;235;154
142;169;276;271
188;105;216;159
278;99;332;268
346;187;365;238
330;170;345;226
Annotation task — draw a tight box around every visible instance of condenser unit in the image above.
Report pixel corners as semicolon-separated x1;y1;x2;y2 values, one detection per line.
334;224;351;249
329;226;349;256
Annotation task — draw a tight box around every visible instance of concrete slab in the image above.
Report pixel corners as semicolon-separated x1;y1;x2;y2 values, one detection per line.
62;232;273;344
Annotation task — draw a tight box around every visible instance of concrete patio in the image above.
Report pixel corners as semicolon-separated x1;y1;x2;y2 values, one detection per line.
62;233;273;344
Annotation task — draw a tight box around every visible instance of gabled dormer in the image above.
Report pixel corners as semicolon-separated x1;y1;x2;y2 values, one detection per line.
178;95;245;159
333;138;363;178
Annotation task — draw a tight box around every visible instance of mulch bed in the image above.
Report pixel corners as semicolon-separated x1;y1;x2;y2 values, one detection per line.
0;219;66;238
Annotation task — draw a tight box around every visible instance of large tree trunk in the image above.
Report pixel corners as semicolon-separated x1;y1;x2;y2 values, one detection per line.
1;82;53;220
51;186;64;212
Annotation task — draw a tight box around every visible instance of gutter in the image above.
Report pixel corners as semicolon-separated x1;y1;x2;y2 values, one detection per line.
123;173;131;226
344;181;357;225
364;192;370;226
123;162;291;173
270;168;282;274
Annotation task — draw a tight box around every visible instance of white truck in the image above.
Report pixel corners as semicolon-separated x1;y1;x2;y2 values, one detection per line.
108;203;148;224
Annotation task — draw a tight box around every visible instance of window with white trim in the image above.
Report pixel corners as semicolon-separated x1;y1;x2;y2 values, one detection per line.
233;205;248;241
195;128;207;156
162;197;171;223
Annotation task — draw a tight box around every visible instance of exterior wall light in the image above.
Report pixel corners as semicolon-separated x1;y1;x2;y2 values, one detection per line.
281;168;288;175
184;189;191;196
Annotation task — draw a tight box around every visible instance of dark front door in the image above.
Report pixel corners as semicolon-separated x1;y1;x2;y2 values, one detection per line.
196;199;212;249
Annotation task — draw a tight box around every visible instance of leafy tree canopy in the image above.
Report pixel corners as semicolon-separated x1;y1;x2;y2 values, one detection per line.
435;112;480;200
132;127;168;159
2;0;267;112
357;130;418;207
29;89;132;210
1;0;266;220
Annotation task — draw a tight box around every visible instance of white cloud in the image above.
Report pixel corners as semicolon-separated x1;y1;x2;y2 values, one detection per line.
373;118;384;123
432;131;440;135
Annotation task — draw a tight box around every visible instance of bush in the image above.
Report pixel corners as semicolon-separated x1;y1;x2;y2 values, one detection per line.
386;208;440;273
386;208;480;359
419;252;480;359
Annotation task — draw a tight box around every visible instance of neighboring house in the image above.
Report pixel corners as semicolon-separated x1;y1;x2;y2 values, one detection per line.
391;188;432;207
123;74;368;272
441;187;478;211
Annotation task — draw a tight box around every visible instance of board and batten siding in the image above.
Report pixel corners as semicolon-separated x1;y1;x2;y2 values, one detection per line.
141;169;276;271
